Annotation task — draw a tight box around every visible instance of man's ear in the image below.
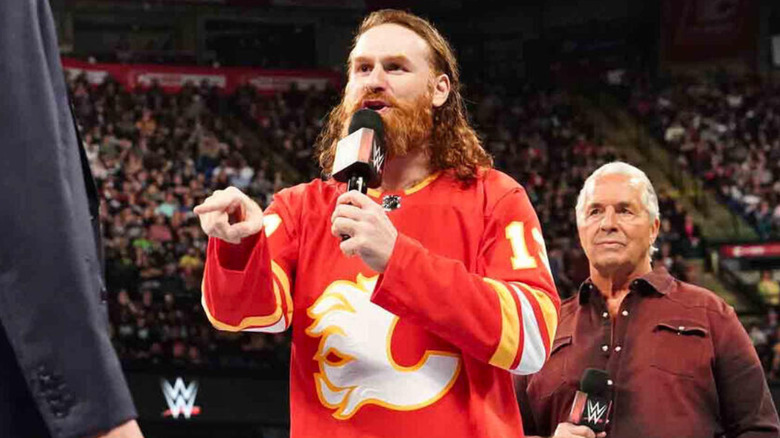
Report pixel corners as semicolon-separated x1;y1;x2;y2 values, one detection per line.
432;73;450;108
649;216;660;249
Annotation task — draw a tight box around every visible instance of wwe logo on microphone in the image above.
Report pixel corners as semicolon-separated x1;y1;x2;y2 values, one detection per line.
161;377;201;419
585;399;608;424
371;141;385;174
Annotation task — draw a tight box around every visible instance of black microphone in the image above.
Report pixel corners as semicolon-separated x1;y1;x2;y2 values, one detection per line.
332;109;386;193
332;109;386;241
568;368;613;433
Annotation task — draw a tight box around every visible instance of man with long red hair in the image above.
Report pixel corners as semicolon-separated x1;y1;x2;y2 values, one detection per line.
195;9;559;437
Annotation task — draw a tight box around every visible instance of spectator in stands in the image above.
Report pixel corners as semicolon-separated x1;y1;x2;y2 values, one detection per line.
680;213;702;257
516;162;779;437
759;309;780;377
655;241;675;272
135;108;157;138
756;201;774;240
758;271;780;307
751;323;771;371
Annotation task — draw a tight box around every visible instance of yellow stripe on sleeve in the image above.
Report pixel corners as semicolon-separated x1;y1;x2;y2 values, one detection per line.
483;278;521;370
271;260;293;323
200;292;283;332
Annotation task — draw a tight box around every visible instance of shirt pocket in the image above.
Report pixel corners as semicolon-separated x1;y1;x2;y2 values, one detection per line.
532;335;572;398
650;320;710;379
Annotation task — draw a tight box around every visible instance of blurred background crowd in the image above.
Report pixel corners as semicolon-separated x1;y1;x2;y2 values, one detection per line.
67;70;711;375
48;0;780;399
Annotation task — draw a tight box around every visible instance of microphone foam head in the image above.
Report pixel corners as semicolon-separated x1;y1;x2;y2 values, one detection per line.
580;368;611;396
331;109;386;188
348;108;384;139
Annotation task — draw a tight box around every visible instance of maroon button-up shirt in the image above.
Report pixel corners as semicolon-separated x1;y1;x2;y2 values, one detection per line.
515;268;780;438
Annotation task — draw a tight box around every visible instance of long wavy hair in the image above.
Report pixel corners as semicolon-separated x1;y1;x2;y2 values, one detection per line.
315;9;492;182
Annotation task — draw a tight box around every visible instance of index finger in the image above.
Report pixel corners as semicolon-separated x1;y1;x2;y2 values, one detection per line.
193;195;240;215
336;190;377;209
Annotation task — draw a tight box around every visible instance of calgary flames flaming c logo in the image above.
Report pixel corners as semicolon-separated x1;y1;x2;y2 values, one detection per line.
306;274;461;419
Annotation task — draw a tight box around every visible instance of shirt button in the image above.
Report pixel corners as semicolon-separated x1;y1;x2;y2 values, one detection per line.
607;379;614;386
615;345;622;352
602;312;609;319
621;310;629;316
601;345;609;352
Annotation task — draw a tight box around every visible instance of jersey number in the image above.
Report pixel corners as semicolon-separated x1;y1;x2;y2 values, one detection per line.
506;222;550;274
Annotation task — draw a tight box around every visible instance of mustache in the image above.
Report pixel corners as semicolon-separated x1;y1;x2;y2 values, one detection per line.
347;90;402;114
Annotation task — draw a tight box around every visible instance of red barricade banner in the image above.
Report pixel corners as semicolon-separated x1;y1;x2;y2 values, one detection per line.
720;242;780;259
61;57;341;94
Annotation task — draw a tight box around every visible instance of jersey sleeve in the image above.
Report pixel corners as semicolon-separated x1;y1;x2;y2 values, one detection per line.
201;192;298;333
371;186;560;375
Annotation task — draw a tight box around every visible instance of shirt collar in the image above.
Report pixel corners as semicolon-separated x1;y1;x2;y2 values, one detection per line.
366;172;441;198
578;266;676;305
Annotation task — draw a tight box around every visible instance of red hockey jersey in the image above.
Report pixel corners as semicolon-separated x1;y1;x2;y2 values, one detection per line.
202;169;560;437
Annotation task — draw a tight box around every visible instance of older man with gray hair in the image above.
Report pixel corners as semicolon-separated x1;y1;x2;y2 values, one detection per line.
515;162;779;438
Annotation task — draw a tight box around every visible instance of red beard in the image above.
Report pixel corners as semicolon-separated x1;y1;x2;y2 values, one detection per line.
343;90;434;159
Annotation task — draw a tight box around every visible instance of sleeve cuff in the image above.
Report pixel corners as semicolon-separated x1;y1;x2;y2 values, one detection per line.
213;232;261;272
